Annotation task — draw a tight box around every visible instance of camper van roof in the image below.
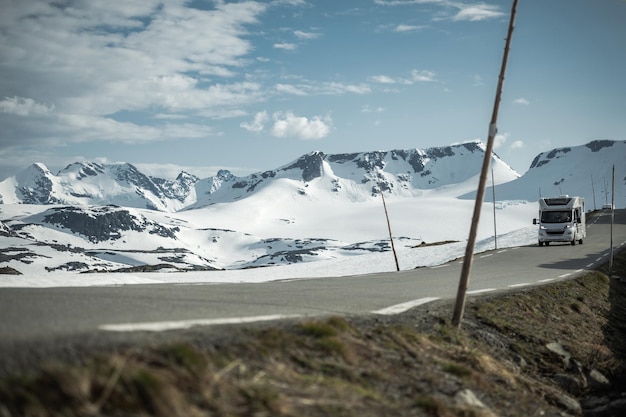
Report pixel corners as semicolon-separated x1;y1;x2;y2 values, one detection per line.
544;197;572;205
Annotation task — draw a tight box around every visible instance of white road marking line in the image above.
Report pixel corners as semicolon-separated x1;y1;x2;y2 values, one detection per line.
467;288;497;295
559;273;571;278
99;314;302;333
480;254;493;258
430;264;449;269
587;263;595;268
509;283;531;288
596;257;603;262
575;269;584;273
497;250;507;254
538;278;555;283
372;297;440;315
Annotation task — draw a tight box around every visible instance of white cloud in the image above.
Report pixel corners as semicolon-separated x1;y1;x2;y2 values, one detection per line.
374;0;504;22
452;5;505;21
371;75;397;84
472;74;484;87
241;111;269;132
153;114;188;120
0;97;55;116
510;140;524;150
409;69;437;83
273;42;298;50
275;82;370;96
241;111;333;140
275;84;310;96
271;112;332;140
294;30;320;39
0;0;268;146
513;98;530;105
394;24;423;32
362;105;386;113
321;82;370;95
270;0;308;6
374;0;446;6
372;70;437;85
493;132;508;150
56;114;217;143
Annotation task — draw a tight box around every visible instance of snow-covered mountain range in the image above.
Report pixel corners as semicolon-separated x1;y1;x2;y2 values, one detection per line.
0;141;517;211
0;140;624;276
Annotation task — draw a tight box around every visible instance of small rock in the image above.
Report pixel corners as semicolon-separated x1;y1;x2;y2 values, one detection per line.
454;389;498;417
546;341;571;369
551;391;582;416
586;368;610;390
455;389;486;408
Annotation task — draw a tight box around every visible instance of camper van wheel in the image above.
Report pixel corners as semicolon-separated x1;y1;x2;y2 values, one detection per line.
538;241;543;247
579;239;583;245
571;239;576;246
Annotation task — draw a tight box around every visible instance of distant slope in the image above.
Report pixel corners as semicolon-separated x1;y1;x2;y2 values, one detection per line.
189;141;519;208
0;141;519;212
461;140;626;209
0;162;198;211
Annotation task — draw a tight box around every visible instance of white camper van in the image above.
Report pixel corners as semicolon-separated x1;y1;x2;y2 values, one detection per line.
533;196;586;246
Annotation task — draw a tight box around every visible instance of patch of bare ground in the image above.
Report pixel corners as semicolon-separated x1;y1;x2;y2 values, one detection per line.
1;250;625;417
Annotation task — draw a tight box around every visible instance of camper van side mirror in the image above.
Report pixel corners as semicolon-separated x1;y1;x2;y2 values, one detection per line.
533;218;537;225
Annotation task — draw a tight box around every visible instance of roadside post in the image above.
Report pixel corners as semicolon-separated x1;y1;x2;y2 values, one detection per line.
452;0;519;329
609;165;615;278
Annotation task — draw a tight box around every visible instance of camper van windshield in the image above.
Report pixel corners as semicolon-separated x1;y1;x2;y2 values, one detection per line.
541;210;571;223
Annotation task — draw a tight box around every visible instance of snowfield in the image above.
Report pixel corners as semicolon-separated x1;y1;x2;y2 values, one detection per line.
1;139;623;288
0;198;538;288
0;226;537;288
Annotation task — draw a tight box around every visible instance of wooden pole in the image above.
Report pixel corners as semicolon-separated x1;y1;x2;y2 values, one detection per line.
380;188;400;272
452;0;519;329
609;165;615;277
591;174;597;211
492;167;498;250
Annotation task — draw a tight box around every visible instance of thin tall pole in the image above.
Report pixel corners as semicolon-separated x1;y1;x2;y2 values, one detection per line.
491;167;498;250
452;0;518;329
380;188;400;272
591;174;597;211
609;165;615;277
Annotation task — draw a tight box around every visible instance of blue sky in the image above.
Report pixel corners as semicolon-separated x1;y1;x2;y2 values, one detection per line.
1;0;624;180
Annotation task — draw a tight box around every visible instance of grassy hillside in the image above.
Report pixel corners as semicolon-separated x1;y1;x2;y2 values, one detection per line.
1;250;625;417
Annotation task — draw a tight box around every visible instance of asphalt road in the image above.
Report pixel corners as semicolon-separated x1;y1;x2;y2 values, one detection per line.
1;209;625;350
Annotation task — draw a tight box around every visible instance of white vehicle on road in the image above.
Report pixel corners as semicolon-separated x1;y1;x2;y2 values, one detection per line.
533;195;586;246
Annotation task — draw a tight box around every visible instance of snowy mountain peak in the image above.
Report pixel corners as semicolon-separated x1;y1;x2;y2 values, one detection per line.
16;162;53;183
465;139;626;209
14;163;58;204
58;162;106;179
215;169;234;180
175;171;199;183
280;151;327;182
529;139;618;170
